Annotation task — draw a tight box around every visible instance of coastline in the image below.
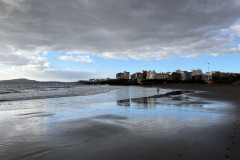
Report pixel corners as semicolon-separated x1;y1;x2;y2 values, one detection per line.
159;84;240;105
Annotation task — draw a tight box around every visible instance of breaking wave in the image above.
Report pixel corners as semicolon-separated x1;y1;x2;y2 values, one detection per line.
0;82;120;102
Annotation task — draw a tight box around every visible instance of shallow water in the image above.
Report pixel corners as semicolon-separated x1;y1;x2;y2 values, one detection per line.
0;86;235;160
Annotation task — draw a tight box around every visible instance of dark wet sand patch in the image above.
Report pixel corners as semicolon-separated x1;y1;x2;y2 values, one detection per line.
17;112;49;116
17;112;54;117
55;119;129;138
92;114;128;120
0;142;53;160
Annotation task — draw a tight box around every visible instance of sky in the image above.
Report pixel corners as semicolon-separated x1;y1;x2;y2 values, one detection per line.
0;0;240;81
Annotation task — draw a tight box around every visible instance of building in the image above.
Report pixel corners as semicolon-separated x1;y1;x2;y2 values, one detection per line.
191;69;203;80
191;69;203;76
202;74;209;81
202;72;213;81
192;75;202;80
147;70;169;80
180;71;192;81
146;70;156;79
169;72;181;81
175;70;192;81
155;73;169;80
142;70;147;80
131;72;145;84
116;71;130;79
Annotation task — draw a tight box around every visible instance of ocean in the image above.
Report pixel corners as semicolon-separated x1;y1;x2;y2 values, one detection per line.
0;81;121;102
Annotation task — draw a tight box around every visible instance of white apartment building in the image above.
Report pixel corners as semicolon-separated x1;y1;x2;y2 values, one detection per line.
147;70;156;79
147;70;169;80
155;73;169;80
191;69;203;76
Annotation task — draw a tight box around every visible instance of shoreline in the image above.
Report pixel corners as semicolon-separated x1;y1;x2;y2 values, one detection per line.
159;84;240;105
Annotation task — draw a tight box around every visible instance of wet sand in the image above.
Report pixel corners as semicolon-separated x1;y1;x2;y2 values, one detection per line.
160;84;240;159
0;85;240;160
160;84;240;105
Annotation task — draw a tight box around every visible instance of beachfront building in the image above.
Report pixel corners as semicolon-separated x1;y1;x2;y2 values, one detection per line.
191;69;203;80
191;69;203;76
169;72;181;81
155;73;169;80
131;72;145;84
175;70;192;81
180;71;192;81
142;70;147;80
146;70;156;79
146;70;169;80
202;74;209;81
116;71;130;79
211;71;232;78
131;73;144;79
202;72;213;81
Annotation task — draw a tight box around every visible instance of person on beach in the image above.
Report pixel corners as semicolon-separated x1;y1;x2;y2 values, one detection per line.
156;87;160;94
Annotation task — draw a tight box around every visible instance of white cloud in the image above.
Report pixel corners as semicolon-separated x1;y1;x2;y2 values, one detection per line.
230;44;240;53
66;51;88;55
59;55;93;63
231;23;240;36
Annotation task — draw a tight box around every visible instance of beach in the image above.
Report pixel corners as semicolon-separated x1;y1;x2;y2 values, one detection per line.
161;84;240;159
0;84;240;160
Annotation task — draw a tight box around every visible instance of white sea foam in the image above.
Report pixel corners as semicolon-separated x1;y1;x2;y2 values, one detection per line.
0;83;121;101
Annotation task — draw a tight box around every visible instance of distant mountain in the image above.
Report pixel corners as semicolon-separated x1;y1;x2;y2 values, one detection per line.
0;79;77;84
0;78;39;83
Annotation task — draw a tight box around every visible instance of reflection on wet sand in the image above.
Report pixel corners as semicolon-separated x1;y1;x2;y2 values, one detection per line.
117;90;203;108
117;99;130;107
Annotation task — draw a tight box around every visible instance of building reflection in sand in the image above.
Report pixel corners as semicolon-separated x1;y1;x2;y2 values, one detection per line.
117;97;157;108
117;91;204;109
117;99;131;107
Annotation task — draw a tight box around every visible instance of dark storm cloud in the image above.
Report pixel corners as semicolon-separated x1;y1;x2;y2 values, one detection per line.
0;0;240;61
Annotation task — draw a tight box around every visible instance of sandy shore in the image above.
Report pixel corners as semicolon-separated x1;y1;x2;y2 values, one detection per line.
160;84;240;104
1;85;240;160
160;84;240;159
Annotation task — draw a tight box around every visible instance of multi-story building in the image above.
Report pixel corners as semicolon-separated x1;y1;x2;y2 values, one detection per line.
191;69;203;76
147;70;169;80
131;72;144;84
116;71;130;79
191;69;203;80
192;75;202;80
175;70;192;81
169;72;181;81
155;73;169;80
142;70;147;80
202;74;209;81
180;71;192;81
146;70;156;79
202;72;213;81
